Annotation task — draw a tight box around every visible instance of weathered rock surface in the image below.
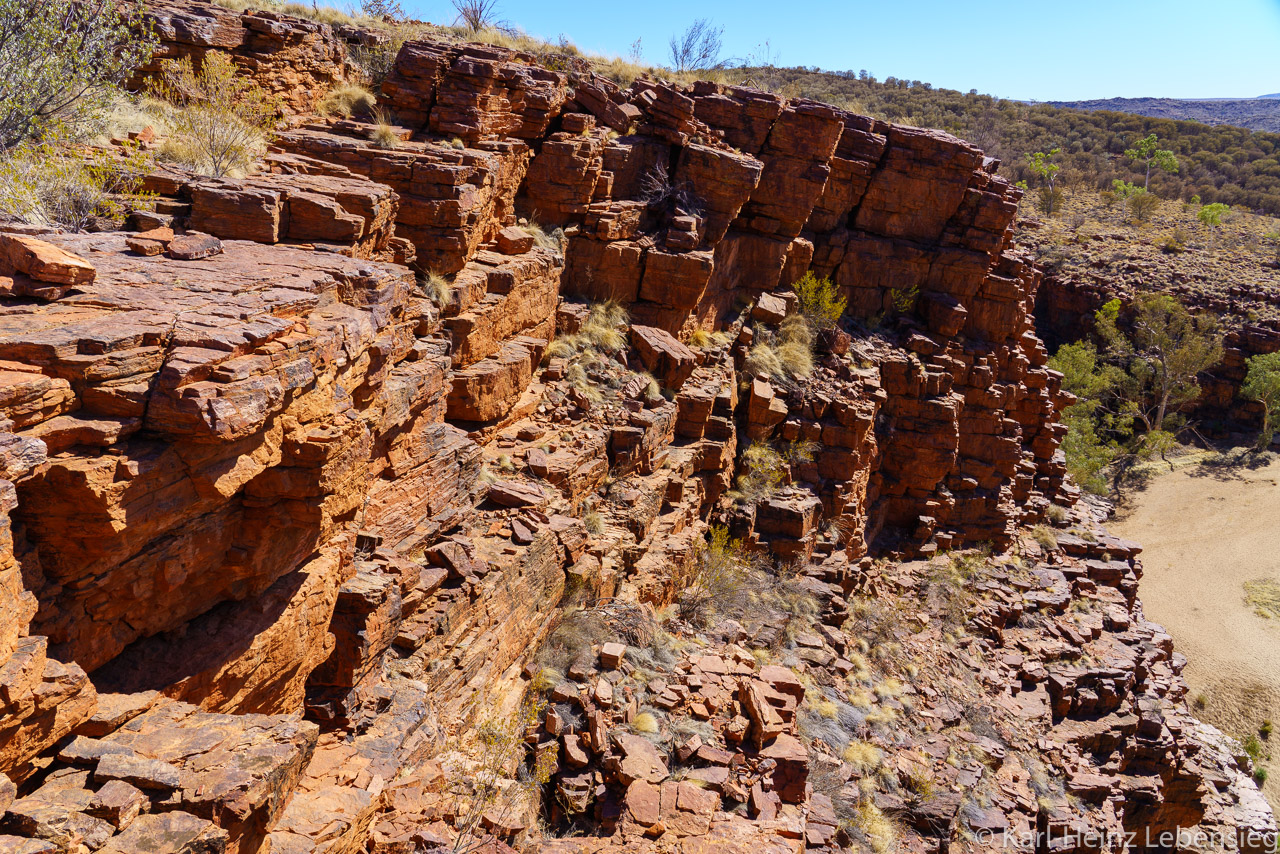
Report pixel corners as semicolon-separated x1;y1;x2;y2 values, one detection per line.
137;1;352;115
0;7;1271;854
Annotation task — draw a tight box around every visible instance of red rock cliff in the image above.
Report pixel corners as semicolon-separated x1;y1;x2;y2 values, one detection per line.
0;6;1271;853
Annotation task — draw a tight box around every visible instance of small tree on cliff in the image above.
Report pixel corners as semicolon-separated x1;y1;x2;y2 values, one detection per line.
1095;294;1222;456
1243;352;1280;449
443;697;556;853
1125;133;1179;190
793;271;847;330
1026;148;1062;216
680;525;753;625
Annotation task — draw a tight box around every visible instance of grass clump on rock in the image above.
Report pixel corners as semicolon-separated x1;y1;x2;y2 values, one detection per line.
744;315;815;384
319;84;376;119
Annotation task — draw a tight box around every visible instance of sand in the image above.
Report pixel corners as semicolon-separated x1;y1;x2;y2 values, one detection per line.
1111;454;1280;803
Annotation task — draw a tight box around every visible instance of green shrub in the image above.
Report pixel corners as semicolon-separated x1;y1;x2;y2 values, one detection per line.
360;0;407;19
1128;190;1160;223
1047;340;1123;495
0;135;153;230
1243;352;1280;450
1198;202;1230;227
784;439;819;466
888;283;919;315
150;53;281;178
793;271;846;329
0;0;158;148
1244;733;1266;764
1160;226;1189;253
1037;186;1064;217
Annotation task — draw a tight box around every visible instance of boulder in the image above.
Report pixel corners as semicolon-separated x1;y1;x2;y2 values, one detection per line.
599;643;626;670
94;754;182;791
0;236;95;287
85;780;149;830
611;733;668;785
166;233;224;261
752;292;788;324
495;227;534;255
630;325;697;391
100;812;228;854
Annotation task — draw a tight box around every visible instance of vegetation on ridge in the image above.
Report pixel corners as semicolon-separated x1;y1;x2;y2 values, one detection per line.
723;65;1280;215
1049;293;1223;493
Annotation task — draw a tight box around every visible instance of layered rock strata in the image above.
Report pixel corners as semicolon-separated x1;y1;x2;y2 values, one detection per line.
0;7;1271;853
137;0;356;114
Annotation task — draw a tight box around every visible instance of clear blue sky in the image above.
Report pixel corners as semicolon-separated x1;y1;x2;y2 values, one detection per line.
400;0;1280;101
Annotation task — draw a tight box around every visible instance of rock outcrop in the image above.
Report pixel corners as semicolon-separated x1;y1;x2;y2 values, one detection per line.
0;5;1272;853
137;1;356;114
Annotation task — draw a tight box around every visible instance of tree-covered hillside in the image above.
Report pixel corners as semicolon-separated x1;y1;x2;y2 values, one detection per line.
724;66;1280;215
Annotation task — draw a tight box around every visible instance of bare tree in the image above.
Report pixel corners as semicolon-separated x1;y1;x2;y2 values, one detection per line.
359;0;406;20
639;163;702;217
451;0;500;32
668;19;724;73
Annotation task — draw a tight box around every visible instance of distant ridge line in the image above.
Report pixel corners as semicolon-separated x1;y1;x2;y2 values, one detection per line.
1047;96;1280;133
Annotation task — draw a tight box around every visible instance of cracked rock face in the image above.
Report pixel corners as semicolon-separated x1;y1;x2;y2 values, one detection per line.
0;4;1273;852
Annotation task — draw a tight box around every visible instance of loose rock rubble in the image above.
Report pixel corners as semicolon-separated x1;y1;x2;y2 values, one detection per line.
0;3;1273;853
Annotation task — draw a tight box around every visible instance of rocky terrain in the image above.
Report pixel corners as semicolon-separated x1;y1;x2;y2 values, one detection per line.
0;2;1275;852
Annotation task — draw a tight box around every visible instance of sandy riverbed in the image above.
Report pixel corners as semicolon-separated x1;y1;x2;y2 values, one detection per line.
1111;453;1280;804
